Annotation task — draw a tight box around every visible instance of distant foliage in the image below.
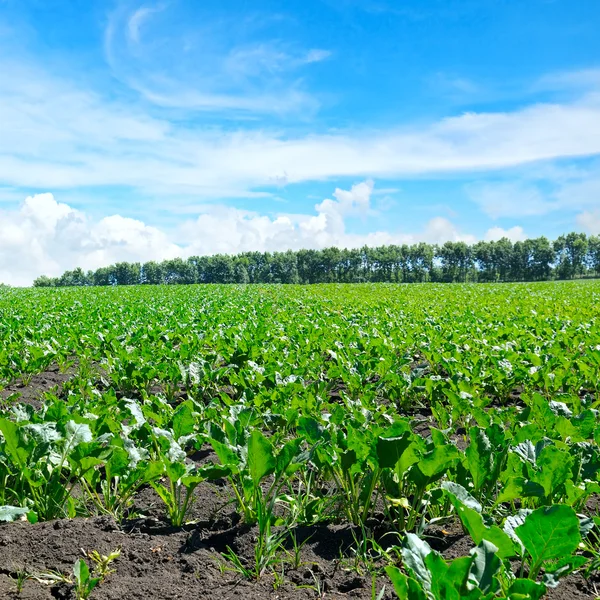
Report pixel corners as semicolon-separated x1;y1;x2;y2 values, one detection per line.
34;232;600;287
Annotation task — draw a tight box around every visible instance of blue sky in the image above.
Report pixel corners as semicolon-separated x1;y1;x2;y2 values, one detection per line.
1;0;600;284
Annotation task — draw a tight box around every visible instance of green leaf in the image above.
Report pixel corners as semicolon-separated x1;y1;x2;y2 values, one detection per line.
209;439;239;470
443;482;516;559
507;579;546;600
418;444;460;478
247;429;275;485
503;510;532;552
197;463;231;480
387;567;427;600
426;551;460;600
23;423;62;443
173;401;196;440
496;478;545;504
384;566;427;600
465;427;493;493
275;437;304;475
542;555;588;588
401;533;432;592
515;505;581;576
65;420;93;447
376;431;412;469
165;460;186;482
105;447;131;479
532;445;573;498
446;556;473;596
73;558;89;584
297;417;326;444
124;399;146;429
0;418;28;469
442;481;482;512
0;505;29;522
467;541;501;594
139;460;165;484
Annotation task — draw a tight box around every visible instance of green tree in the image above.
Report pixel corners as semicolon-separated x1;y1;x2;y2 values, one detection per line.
530;236;555;280
473;240;495;282
142;261;164;284
554;233;588;279
33;275;56;287
588;235;600;275
114;262;141;285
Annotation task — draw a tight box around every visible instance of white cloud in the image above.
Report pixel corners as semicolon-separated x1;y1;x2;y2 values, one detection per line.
0;193;179;286
0;184;504;285
484;226;527;242
466;161;600;219
576;210;600;234
179;181;477;256
1;49;600;201
536;68;600;92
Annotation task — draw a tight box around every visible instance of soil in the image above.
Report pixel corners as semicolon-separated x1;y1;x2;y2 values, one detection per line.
0;369;598;599
0;484;397;600
0;363;79;409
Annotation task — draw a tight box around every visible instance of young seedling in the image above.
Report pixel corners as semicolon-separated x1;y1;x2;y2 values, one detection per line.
84;548;121;581
73;559;101;600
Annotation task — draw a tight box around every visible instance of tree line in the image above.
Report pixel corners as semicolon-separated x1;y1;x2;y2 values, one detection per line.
33;232;600;287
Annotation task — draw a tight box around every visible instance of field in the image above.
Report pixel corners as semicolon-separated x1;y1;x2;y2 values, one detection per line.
0;281;600;600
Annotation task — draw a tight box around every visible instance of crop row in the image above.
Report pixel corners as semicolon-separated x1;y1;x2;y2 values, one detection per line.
0;281;599;598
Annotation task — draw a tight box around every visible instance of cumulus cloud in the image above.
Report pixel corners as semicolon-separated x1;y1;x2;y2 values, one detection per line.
484;226;527;242
0;184;519;286
179;181;477;256
0;193;179;286
576;210;600;234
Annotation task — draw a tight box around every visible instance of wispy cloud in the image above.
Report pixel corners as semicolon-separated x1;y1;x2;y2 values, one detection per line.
105;3;327;114
127;4;165;44
466;182;559;219
303;49;332;64
2;53;600;203
536;68;600;92
465;157;600;227
3;0;600;211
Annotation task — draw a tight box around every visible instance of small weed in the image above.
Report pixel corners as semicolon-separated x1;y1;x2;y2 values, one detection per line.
9;567;31;595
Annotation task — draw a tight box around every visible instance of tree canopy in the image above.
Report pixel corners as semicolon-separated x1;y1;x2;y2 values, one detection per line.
34;233;600;287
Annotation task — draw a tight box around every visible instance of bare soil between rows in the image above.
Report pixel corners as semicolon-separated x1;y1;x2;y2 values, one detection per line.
0;493;596;600
0;366;598;598
0;364;79;409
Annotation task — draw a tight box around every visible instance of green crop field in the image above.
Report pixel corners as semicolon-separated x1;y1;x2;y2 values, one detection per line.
1;281;599;599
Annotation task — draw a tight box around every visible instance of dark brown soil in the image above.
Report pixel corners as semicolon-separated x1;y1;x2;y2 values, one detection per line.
0;511;394;599
0;364;78;409
1;483;596;600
